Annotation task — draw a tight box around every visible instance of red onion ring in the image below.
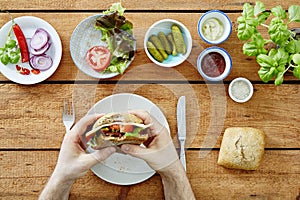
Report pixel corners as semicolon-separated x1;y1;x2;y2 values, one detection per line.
30;28;49;50
30;54;53;71
30;42;51;55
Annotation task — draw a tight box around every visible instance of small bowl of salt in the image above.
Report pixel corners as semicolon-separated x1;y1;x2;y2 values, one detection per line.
229;77;253;103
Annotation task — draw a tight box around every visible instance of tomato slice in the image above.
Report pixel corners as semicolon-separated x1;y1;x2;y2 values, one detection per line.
120;125;134;133
86;46;111;72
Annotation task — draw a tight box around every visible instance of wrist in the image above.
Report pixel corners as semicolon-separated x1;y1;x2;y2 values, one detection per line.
51;168;76;185
39;170;75;200
157;159;183;176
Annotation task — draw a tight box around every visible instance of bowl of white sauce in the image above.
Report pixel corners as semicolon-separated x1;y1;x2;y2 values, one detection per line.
229;77;254;103
197;10;232;44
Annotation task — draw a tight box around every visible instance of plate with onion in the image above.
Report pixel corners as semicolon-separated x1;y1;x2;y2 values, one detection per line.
0;16;62;84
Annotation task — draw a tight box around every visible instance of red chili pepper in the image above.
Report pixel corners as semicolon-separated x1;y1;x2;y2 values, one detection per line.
31;69;40;75
12;24;30;63
16;65;21;71
20;67;30;75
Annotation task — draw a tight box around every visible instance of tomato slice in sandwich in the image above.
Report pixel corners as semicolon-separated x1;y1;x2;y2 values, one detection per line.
86;46;111;72
120;125;134;133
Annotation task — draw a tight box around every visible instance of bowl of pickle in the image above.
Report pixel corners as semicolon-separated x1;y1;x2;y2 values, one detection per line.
144;19;192;67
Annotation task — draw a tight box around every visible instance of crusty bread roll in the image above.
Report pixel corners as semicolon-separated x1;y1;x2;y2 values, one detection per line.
217;127;265;170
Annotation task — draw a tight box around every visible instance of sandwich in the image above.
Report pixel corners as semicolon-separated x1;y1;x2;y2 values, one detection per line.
85;112;151;149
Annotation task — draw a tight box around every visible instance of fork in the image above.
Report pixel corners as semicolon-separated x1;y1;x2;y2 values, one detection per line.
62;99;75;132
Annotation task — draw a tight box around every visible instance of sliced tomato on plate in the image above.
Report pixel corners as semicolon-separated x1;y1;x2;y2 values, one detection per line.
86;46;111;72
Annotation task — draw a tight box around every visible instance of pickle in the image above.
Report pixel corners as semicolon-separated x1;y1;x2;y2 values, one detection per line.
149;35;168;60
147;41;164;62
167;33;177;56
171;24;187;54
158;32;172;55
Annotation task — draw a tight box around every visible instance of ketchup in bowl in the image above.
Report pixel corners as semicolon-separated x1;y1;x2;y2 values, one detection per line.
201;52;225;77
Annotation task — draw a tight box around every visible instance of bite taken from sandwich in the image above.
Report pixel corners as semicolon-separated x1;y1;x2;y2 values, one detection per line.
85;112;151;149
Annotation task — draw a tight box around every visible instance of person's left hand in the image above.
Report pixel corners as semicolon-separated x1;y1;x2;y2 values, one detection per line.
52;114;116;182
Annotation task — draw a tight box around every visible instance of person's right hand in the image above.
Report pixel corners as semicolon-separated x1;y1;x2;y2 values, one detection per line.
120;110;179;171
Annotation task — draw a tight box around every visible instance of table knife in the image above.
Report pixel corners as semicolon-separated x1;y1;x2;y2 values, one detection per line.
177;96;186;171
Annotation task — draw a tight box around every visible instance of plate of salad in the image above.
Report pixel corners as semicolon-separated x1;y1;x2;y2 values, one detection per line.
70;3;136;79
0;15;62;84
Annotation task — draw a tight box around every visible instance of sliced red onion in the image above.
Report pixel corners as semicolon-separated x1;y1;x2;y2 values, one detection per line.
30;42;51;55
30;28;50;50
30;54;53;71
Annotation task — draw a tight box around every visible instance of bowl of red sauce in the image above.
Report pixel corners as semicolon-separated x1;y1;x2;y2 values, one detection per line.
197;46;232;81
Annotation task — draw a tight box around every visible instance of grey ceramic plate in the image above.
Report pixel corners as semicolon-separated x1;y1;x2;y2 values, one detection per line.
70;15;135;79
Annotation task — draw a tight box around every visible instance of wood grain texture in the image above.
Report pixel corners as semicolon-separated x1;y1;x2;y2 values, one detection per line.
0;12;299;82
0;84;299;149
0;2;299;199
0;0;299;11
0;150;299;199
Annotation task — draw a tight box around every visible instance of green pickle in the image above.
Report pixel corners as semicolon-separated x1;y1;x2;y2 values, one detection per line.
167;33;177;56
158;32;172;55
171;24;186;54
149;35;168;60
147;41;164;62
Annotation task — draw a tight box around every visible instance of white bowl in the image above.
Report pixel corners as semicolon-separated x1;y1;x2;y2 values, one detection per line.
229;77;254;103
197;10;232;44
144;19;192;67
197;46;232;81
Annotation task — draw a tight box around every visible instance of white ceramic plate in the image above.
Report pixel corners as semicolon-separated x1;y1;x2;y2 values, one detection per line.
70;15;135;79
0;16;62;84
91;160;155;185
87;93;170;185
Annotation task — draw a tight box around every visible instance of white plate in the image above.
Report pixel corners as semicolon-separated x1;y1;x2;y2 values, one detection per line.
70;15;135;79
0;16;62;84
87;93;170;185
91;160;155;186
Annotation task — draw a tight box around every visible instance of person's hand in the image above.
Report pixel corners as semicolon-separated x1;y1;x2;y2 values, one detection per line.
120;110;179;171
53;114;116;182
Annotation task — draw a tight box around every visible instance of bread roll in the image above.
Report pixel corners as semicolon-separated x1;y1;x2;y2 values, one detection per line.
217;127;265;170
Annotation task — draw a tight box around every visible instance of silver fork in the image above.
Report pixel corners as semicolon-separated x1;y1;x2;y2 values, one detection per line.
62;99;75;132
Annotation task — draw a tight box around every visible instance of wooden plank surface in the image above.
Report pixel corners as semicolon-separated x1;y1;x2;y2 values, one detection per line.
0;0;299;11
1;1;299;199
0;13;299;82
0;150;299;199
0;83;299;149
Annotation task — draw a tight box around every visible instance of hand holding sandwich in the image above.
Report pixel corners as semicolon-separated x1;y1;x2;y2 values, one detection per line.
120;110;179;170
121;110;195;200
39;114;116;200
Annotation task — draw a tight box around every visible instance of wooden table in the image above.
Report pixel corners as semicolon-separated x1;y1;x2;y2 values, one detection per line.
0;0;299;199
